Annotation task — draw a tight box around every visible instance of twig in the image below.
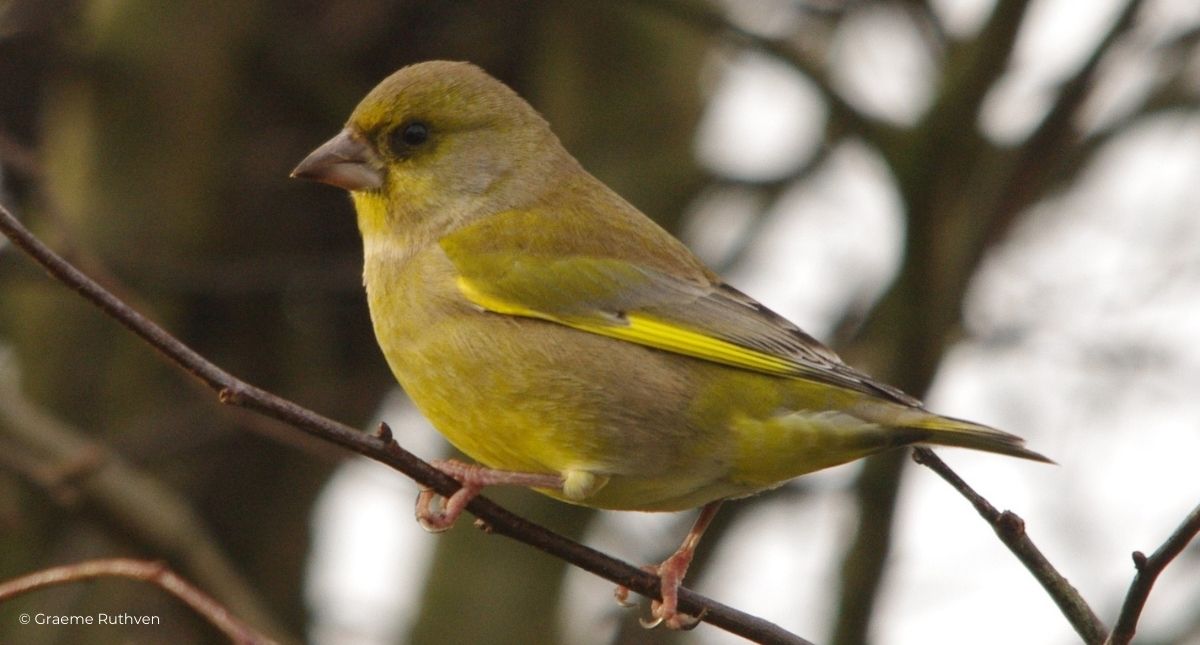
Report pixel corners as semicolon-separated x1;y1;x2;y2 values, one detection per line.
0;558;274;644
0;204;811;645
1106;502;1200;645
911;448;1108;644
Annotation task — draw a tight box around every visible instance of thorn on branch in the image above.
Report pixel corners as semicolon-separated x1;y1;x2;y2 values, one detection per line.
372;422;393;443
1131;551;1148;570
218;385;252;405
998;511;1026;540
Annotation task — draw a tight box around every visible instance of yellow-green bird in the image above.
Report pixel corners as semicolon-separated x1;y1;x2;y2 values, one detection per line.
292;60;1048;629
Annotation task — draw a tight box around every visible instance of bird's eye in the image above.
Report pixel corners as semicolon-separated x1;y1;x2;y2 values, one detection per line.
390;121;430;154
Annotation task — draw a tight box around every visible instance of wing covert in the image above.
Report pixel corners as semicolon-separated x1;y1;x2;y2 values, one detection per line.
440;213;920;406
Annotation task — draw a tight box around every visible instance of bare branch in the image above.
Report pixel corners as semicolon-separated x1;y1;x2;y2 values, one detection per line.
1106;502;1200;645
0;558;274;644
912;448;1108;644
0;203;812;645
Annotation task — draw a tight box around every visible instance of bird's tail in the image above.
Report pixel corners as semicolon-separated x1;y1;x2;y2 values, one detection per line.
907;413;1053;463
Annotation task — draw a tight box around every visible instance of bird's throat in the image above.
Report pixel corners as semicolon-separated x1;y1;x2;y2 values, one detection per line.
351;190;391;241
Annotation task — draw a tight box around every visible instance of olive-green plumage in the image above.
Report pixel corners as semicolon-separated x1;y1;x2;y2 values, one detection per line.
293;60;1048;514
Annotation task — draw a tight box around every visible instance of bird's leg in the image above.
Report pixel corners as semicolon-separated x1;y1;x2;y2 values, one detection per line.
617;500;723;630
415;458;564;532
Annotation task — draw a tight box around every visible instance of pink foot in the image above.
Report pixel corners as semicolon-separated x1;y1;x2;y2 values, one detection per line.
642;553;701;630
415;481;481;532
614;501;723;630
414;459;563;532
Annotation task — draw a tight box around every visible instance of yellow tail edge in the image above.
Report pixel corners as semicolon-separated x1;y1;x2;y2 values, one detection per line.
913;415;1055;464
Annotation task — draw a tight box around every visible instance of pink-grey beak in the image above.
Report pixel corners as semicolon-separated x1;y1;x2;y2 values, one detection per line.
291;128;384;191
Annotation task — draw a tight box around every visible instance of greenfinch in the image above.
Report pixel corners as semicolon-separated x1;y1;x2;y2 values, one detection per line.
292;60;1048;629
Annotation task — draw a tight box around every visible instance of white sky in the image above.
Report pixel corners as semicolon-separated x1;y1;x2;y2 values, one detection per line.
306;2;1200;643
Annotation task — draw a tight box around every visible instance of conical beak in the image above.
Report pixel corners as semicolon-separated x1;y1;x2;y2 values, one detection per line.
291;129;384;191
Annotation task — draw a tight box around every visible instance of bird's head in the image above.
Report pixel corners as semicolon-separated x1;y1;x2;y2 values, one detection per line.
292;61;564;239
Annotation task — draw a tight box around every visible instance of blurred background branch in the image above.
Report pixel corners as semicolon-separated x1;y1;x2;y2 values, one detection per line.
0;558;276;643
0;362;294;642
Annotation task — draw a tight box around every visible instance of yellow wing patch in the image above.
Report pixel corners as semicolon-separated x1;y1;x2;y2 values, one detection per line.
607;314;798;376
457;276;542;317
457;276;800;377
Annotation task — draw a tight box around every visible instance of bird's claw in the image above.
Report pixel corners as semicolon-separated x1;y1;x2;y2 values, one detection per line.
413;460;492;532
613;584;636;608
614;563;701;630
644;599;702;630
415;488;456;533
626;596;702;630
638;614;664;629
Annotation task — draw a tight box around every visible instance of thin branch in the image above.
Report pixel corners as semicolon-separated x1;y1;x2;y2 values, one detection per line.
911;448;1108;644
0;558;274;644
1106;501;1200;645
0;204;811;645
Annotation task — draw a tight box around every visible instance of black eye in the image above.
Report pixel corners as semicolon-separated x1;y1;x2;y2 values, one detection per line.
391;121;430;153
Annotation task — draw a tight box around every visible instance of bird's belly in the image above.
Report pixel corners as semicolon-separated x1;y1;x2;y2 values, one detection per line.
378;310;745;510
